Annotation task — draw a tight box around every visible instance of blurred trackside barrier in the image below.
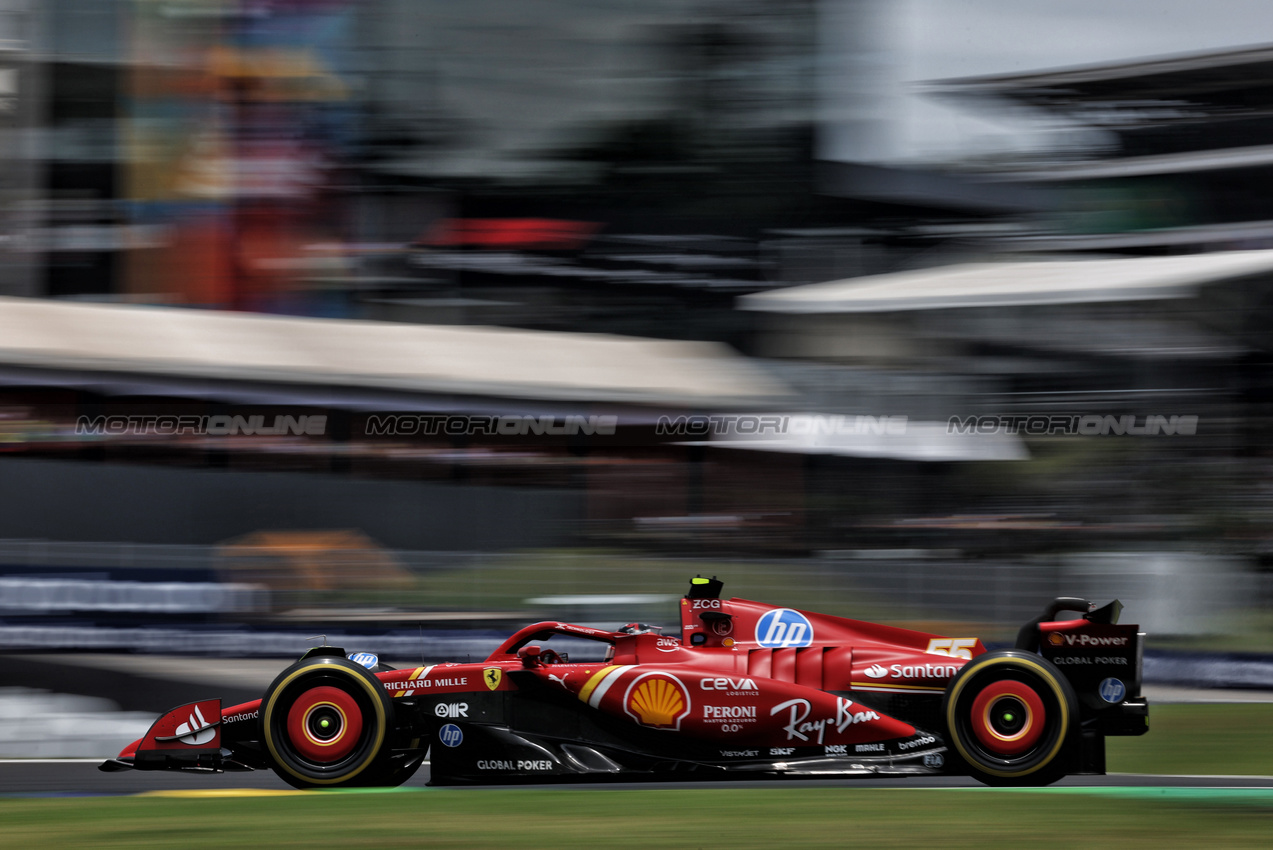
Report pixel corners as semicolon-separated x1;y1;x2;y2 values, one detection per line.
0;539;1263;638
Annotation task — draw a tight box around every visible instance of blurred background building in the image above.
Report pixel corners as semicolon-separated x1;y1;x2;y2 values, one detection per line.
3;0;1273;753
3;0;1031;317
927;44;1273;255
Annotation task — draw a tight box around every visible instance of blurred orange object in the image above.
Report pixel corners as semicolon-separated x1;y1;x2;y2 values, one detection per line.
215;530;414;605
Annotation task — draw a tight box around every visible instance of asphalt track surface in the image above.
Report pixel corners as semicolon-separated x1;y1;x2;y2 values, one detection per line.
4;761;1273;796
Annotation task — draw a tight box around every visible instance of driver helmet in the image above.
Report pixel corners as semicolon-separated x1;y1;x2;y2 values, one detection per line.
617;622;662;635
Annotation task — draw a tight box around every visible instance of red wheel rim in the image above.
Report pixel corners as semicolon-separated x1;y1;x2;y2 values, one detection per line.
285;685;363;763
969;680;1045;756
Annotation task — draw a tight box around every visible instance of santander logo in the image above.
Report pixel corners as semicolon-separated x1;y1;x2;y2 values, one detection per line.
175;705;216;746
863;664;888;679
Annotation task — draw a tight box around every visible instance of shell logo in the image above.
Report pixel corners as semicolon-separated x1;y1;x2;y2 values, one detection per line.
1047;632;1065;647
624;673;690;730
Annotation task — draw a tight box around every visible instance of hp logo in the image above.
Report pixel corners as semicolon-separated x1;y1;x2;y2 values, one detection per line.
755;608;814;648
1098;678;1126;703
347;652;378;670
438;723;464;748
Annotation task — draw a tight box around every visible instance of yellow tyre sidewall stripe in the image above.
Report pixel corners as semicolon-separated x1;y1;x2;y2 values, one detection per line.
946;655;1069;779
263;661;387;786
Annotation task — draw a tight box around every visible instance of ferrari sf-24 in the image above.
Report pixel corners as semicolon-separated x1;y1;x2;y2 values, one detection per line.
101;576;1148;787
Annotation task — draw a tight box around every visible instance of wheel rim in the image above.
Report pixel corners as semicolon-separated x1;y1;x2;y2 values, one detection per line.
285;685;364;763
969;681;1045;756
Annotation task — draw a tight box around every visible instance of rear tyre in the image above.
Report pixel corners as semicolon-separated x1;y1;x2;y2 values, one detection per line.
260;656;395;789
942;650;1077;787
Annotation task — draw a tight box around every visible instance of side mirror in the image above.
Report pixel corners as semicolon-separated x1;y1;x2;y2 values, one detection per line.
518;645;543;668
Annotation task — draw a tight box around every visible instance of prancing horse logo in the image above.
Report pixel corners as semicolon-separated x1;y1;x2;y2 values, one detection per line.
484;667;503;690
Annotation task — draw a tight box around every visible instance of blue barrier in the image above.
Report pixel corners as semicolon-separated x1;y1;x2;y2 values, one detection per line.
1144;650;1273;690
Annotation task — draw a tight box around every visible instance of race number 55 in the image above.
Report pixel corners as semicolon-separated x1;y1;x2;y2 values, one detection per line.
926;638;977;660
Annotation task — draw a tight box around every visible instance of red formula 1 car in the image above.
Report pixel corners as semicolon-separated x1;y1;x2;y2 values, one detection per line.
101;577;1148;787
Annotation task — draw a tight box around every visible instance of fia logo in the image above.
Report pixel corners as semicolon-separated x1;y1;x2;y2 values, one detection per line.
438;723;464;747
1098;677;1126;703
755;608;814;648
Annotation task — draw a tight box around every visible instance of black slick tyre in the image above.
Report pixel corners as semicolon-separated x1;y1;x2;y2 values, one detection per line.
942;649;1078;787
259;656;395;789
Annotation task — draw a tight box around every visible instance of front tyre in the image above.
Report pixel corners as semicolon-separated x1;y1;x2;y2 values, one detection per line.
260;656;395;789
942;650;1077;787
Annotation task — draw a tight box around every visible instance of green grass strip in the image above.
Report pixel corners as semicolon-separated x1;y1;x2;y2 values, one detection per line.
999;786;1273;805
5;787;1273;850
1107;702;1273;776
